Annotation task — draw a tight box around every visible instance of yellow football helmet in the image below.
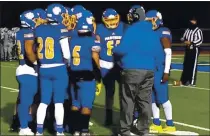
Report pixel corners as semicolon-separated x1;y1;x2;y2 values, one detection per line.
102;8;120;29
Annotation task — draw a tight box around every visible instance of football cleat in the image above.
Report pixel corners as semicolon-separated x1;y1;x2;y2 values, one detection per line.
36;132;43;136
149;123;163;133
19;128;34;135
56;132;65;136
162;125;176;133
81;132;91;136
89;121;93;126
73;131;80;136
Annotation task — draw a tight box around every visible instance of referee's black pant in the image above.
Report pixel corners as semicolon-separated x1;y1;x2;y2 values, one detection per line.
181;46;200;85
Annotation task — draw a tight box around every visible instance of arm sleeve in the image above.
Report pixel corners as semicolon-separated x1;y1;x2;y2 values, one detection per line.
60;37;70;60
164;48;172;73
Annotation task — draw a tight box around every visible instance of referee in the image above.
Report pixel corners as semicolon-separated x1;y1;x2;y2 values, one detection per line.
178;17;203;86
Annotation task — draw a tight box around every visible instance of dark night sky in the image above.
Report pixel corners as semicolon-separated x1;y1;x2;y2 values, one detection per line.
0;1;210;29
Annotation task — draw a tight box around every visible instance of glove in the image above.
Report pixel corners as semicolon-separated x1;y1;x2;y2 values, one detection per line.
95;81;102;96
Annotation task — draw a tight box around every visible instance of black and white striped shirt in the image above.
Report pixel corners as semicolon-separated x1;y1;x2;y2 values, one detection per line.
181;27;203;47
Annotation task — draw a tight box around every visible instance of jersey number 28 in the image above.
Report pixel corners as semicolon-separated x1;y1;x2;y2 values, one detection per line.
37;37;54;59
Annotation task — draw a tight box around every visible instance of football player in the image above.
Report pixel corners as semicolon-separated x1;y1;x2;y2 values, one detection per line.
24;3;70;135
69;10;101;136
145;10;176;133
95;8;126;126
15;10;42;135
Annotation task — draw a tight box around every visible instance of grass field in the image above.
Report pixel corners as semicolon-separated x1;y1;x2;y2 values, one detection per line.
1;54;210;135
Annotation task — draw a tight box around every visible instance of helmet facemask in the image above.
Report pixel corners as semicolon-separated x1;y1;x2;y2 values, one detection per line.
145;17;158;30
103;14;120;29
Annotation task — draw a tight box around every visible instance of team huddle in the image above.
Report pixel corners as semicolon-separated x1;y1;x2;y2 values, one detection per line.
11;3;176;136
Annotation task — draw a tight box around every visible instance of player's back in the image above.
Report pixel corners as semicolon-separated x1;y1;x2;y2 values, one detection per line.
16;28;34;66
70;36;95;71
35;24;67;65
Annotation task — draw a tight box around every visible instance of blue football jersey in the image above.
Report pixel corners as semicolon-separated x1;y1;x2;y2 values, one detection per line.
68;28;78;38
156;27;172;42
96;22;125;62
34;24;69;65
70;36;101;71
16;28;35;66
155;27;172;65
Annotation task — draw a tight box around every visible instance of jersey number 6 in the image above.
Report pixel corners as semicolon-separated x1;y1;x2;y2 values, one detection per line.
37;37;54;59
107;40;120;56
73;45;81;66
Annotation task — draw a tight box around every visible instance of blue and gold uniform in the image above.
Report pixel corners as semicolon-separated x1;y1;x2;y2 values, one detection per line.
69;10;101;135
35;4;70;135
34;24;69;105
146;10;176;133
96;8;126;125
153;27;172;105
16;10;38;135
70;36;100;109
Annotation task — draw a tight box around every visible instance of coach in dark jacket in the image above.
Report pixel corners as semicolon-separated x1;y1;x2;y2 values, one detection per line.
113;20;162;135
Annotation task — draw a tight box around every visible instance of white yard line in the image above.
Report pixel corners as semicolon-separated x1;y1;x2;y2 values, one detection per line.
168;84;210;91
1;85;210;132
171;69;210;73
171;63;210;66
172;54;210;57
0;86;19;92
159;119;210;132
172;58;182;60
0;65;17;68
